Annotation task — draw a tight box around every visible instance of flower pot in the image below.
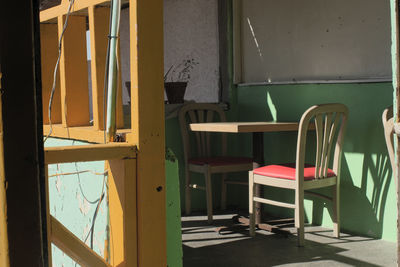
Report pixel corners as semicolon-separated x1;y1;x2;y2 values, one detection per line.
164;82;187;104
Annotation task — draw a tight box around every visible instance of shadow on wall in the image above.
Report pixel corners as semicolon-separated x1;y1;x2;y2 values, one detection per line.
235;82;395;240
311;153;392;239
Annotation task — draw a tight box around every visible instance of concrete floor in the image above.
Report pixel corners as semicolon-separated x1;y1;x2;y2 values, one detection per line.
182;213;396;267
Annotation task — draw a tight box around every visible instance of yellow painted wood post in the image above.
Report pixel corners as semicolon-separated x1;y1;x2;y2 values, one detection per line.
0;72;10;267
40;23;62;125
58;15;90;127
128;0;166;266
116;47;124;129
108;158;137;267
89;6;110;131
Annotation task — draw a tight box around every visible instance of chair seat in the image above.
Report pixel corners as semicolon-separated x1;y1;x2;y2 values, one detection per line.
188;156;253;167
253;163;336;181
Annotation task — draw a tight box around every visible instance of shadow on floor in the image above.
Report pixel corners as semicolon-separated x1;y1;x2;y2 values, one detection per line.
182;213;396;267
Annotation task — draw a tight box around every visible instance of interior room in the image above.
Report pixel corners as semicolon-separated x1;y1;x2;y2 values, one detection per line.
0;0;398;266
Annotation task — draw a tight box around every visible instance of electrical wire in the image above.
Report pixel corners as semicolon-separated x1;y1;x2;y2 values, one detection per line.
105;0;122;142
103;3;114;144
70;139;109;251
84;191;105;244
43;0;75;143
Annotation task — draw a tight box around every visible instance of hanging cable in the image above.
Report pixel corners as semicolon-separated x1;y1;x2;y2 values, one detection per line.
44;0;75;143
103;2;114;144
106;0;122;142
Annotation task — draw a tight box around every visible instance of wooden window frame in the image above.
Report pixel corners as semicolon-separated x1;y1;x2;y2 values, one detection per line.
40;0;126;144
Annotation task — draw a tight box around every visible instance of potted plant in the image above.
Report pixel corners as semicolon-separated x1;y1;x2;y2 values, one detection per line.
164;58;198;104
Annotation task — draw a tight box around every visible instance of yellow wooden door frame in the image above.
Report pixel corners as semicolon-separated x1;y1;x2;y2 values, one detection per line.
128;0;166;266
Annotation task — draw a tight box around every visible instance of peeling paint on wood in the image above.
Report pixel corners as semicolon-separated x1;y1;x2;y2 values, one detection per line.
46;138;108;267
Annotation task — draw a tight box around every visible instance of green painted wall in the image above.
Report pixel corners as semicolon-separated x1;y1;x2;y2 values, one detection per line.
166;82;397;242
166;148;183;267
235;83;396;241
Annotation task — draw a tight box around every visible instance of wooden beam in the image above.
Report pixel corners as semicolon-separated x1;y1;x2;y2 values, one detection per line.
107;160;124;266
116;44;125;129
50;216;111;267
40;0;110;22
58;15;90;127
45;143;136;164
89;6;110;131
43;124;130;144
108;158;137;267
40;23;62;125
128;0;166;266
40;0;131;22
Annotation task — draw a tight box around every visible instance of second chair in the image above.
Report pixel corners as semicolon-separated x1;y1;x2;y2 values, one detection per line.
179;103;253;223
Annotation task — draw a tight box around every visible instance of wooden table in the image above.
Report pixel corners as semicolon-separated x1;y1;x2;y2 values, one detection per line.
190;121;304;231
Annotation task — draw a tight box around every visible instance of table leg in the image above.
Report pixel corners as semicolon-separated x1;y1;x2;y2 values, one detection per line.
252;132;264;224
217;132;290;236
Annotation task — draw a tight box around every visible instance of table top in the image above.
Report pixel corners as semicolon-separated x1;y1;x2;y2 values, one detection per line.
189;121;303;133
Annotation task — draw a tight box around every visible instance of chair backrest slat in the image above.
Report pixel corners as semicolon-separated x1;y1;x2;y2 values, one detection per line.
197;110;207;156
187;110;204;157
179;103;227;163
296;104;348;184
382;106;395;173
206;110;214;156
323;114;341;177
314;114;324;178
319;113;333;178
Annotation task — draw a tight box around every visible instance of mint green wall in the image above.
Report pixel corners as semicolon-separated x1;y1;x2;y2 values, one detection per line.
46;137;183;266
45;138;108;267
234;83;396;241
166;82;397;242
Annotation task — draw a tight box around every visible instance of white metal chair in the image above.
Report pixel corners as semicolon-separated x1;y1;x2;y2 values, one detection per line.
249;103;349;246
179;103;253;223
382;106;395;173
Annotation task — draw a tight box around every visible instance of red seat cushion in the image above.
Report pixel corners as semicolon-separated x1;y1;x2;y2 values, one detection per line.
253;163;336;181
189;157;253;167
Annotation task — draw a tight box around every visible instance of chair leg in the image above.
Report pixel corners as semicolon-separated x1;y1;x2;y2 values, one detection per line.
205;167;213;224
249;171;256;237
221;173;227;210
295;188;305;246
332;182;340;238
185;169;191;215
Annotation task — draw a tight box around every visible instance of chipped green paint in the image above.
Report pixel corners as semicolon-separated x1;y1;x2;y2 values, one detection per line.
45;138;108;267
45;138;183;266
